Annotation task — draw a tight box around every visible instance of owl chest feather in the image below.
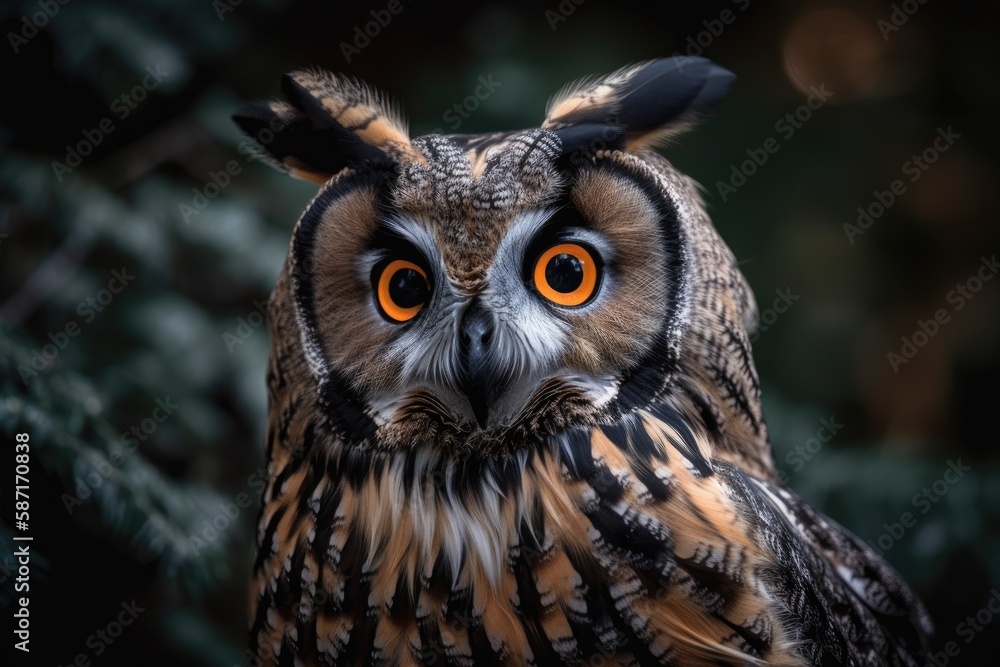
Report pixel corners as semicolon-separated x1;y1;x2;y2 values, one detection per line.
250;400;823;667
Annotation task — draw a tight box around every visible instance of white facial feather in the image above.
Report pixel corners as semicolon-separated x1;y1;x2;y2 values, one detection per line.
360;210;620;427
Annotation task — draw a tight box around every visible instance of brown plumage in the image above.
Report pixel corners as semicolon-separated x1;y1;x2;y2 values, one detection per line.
235;58;931;666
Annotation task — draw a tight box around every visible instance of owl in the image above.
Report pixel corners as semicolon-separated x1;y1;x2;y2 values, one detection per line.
234;57;932;666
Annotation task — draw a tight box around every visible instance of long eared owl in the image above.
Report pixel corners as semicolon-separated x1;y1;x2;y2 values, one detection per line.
235;57;932;666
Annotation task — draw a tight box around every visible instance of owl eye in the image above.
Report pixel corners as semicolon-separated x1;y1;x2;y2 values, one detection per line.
373;259;431;323
533;243;600;307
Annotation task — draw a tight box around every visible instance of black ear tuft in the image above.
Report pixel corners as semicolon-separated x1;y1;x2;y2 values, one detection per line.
233;101;340;185
611;57;734;135
543;57;735;153
234;69;417;185
551;123;627;167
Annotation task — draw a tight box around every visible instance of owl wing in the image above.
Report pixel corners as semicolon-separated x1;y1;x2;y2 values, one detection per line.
559;409;932;666
722;469;934;665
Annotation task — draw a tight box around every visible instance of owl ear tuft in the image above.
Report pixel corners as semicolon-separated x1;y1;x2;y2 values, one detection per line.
233;69;420;185
543;57;735;155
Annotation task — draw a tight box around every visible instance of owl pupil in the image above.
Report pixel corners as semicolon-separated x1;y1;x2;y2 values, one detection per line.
389;268;428;308
545;254;584;293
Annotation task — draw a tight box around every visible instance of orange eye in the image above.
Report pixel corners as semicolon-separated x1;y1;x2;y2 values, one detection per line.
375;259;430;323
533;243;600;307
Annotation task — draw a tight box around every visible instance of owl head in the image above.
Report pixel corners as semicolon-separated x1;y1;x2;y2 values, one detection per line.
236;58;762;461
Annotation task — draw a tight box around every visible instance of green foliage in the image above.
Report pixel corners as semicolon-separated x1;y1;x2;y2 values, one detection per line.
0;323;230;595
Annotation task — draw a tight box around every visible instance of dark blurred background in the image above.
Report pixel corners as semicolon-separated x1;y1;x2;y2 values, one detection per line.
1;0;997;665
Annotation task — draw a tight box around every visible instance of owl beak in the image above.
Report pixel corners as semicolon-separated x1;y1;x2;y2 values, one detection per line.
458;300;501;429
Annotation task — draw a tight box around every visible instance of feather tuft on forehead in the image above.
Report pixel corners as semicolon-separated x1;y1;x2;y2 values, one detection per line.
235;57;931;667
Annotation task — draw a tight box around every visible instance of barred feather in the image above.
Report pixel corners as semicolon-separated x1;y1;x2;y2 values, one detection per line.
238;58;931;666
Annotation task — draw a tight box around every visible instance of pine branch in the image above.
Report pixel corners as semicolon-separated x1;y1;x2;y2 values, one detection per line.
0;322;231;597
